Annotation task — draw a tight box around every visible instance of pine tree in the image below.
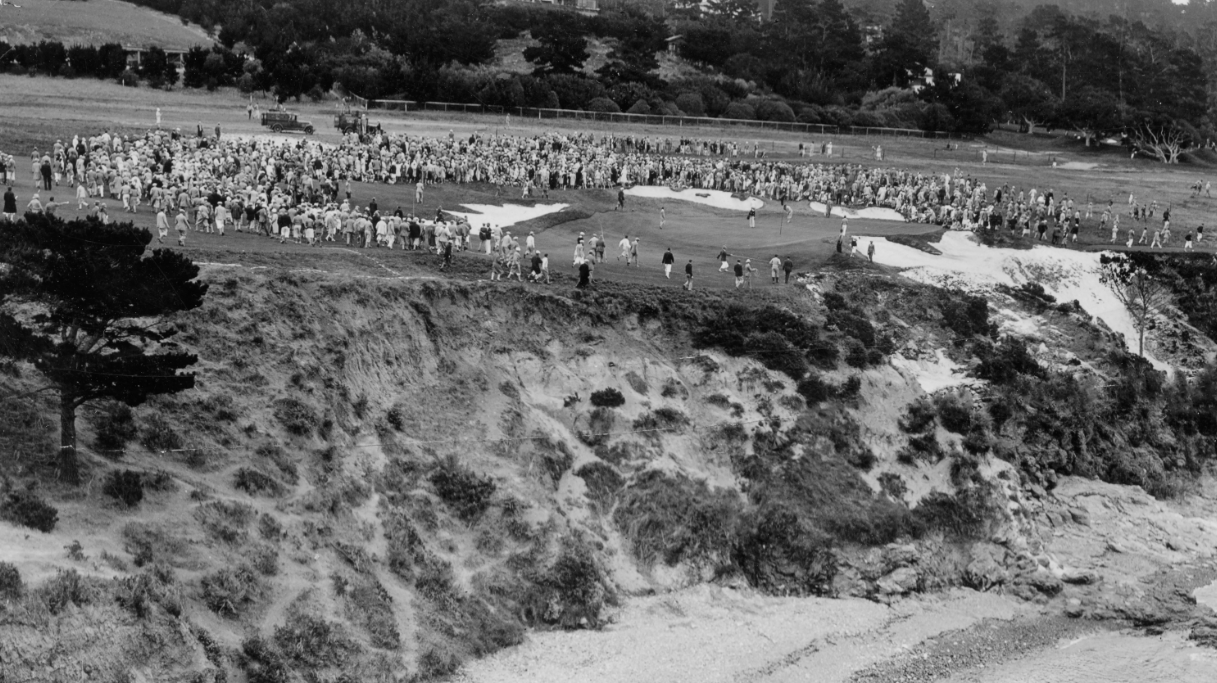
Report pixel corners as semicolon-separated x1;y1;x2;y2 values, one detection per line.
0;215;207;485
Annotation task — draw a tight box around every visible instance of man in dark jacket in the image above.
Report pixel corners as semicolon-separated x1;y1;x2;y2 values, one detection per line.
661;248;675;278
783;257;794;284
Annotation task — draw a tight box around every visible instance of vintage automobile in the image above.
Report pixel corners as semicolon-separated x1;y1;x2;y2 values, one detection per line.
260;110;315;134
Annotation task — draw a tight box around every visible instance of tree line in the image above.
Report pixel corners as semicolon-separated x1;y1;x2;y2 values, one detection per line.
2;0;1213;152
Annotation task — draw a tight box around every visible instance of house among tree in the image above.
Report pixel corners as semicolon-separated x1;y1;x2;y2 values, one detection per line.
665;34;684;55
123;45;188;74
909;67;961;93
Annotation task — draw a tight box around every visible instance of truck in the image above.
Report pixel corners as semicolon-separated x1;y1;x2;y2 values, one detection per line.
260;110;315;135
334;108;382;137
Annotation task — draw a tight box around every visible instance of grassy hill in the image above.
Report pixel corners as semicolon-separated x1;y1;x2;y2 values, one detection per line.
0;0;210;51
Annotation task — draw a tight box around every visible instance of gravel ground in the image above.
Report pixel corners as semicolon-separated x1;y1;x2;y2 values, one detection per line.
849;615;1113;683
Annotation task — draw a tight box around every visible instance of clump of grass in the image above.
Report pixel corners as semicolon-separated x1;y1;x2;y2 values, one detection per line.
579;406;616;447
255;443;299;484
114;564;182;618
238;635;290;683
339;574;401;649
194;499;256;544
273;397;317;436
632;407;689;436
37;568;96;615
878;472;908;503
624;371;649;395
274;611;360;667
122;522;186;567
201;563;262;617
234;467;287;497
102;470;144;508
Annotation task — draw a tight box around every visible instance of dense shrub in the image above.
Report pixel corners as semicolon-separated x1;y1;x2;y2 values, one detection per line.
37;568;95;614
430;456;497;522
579;406;615;446
633;407;690;434
614;471;743;568
239;636;290;683
933;394;974;434
844;339;868;368
274;613;359;667
797;374;834;404
273;397;317;436
721;101;756;120
828;310;876;348
93;402;138;455
102;470;145;508
528;534;615;628
589;388;625;408
755;99;796;122
1;487;59;533
586;96;621;113
575;462;623;511
899;398;937;434
0;562;23;601
942;294;992;338
140;413;183;452
122;522;185;567
972;337;1044;384
745;331;809;379
234;467;287;496
201;564;262;617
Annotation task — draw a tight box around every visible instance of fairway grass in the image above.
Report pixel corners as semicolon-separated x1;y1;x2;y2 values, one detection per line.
2;75;1215;290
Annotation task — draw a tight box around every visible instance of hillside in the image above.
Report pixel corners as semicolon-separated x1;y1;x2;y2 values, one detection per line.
0;0;210;51
4;239;1217;681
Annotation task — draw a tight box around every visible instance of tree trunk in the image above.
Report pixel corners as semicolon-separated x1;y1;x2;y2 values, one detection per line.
1138;323;1145;358
59;395;80;486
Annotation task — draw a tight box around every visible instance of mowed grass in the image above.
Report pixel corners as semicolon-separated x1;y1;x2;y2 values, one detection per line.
3;75;1217;291
0;0;210;51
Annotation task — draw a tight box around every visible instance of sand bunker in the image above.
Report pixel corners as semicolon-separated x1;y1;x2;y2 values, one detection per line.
446;203;568;228
889;349;977;393
861;232;1169;371
810;202;905;222
625;186;763;211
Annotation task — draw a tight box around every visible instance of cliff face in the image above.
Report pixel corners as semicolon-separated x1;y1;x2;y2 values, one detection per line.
2;258;1216;682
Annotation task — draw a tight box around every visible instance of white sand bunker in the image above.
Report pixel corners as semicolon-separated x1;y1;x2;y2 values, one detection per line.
810;202;905;222
862;232;1169;371
625;186;763;211
1057;161;1099;170
889;349;977;393
446;203;568;227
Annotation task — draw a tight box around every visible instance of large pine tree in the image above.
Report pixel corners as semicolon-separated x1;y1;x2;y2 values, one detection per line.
0;215;207;485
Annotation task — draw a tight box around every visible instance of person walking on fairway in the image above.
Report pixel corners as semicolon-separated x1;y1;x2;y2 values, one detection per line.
683;260;693;290
769;254;781;284
867;241;875;262
783;256;794;283
156;207;169;244
785;203;793;224
616;187;625;211
747;206;756;229
630;237;640;267
618;234;631;262
174;208;189;247
660;205;665;228
744;259;757;288
662;247;675;279
718;246;731;272
3;186;16;222
733;259;744;288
